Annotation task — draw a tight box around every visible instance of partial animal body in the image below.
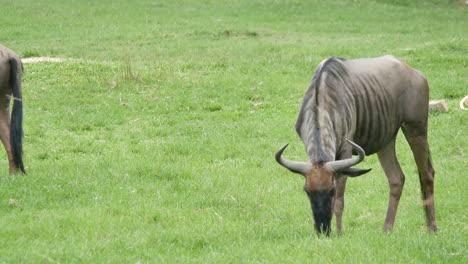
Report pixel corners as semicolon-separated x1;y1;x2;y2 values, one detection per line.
0;45;25;174
276;55;436;235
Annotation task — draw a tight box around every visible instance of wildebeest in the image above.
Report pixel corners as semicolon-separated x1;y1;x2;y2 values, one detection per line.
276;55;436;235
0;45;25;174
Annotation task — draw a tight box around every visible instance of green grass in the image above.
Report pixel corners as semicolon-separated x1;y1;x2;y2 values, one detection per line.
0;0;467;263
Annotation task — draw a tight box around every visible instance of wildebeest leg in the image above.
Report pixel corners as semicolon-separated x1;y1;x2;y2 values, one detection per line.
333;175;347;233
0;103;16;173
402;123;437;232
377;137;405;231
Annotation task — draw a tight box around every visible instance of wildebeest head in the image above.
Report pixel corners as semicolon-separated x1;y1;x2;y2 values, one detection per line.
275;140;371;235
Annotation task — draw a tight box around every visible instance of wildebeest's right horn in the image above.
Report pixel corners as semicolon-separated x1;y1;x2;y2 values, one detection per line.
275;144;312;176
325;139;366;173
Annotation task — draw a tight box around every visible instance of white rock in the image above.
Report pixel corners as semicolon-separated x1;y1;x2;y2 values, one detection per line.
460;95;468;110
429;100;448;112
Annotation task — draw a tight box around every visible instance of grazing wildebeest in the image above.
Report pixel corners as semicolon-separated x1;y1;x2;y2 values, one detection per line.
276;55;436;235
0;45;25;174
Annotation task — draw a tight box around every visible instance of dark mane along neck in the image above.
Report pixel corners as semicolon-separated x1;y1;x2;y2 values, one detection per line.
296;57;349;164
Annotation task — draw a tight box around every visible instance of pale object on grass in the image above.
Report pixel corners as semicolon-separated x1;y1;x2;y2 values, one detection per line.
459;95;468;110
429;100;448;112
8;198;21;207
21;57;66;63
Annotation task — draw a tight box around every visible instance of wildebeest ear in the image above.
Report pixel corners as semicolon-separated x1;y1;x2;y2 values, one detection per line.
340;168;372;177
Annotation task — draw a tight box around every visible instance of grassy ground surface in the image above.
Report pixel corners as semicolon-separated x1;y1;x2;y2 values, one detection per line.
0;0;467;263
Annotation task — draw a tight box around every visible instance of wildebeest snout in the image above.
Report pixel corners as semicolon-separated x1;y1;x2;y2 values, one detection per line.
308;190;334;236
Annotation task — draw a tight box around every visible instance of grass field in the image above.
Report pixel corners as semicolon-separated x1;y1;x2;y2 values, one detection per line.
1;0;467;263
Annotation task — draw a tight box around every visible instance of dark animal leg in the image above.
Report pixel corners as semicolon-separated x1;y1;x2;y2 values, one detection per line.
402;123;437;232
0;103;16;174
333;175;347;233
377;137;405;231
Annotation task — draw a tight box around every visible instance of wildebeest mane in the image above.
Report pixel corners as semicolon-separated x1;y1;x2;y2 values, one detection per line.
295;57;349;165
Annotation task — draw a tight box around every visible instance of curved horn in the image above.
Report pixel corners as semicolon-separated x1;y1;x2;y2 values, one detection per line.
275;144;311;176
325;139;366;173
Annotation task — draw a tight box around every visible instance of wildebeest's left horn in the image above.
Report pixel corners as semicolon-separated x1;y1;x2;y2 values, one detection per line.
325;139;366;173
275;144;312;176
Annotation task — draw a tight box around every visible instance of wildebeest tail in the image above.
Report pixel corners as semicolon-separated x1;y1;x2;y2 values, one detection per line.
9;58;25;173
